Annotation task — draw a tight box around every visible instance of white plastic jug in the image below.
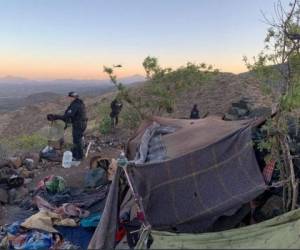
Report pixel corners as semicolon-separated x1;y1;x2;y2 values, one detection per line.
62;151;73;168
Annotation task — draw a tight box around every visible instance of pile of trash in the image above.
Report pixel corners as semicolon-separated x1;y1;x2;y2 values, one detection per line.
86;135;126;154
224;98;300;223
0;155;117;249
0;155;40;205
224;98;272;121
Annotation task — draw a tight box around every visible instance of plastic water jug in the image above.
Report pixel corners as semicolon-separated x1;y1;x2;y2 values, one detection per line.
117;151;128;168
62;151;73;168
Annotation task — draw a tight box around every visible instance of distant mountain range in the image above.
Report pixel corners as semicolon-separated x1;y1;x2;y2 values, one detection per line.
0;74;145;85
0;75;145;98
0;74;145;112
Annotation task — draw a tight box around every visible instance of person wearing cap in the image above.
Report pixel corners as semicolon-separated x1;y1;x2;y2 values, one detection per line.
47;92;88;161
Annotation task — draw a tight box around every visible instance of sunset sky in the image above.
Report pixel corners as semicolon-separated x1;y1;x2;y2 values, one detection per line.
0;0;290;80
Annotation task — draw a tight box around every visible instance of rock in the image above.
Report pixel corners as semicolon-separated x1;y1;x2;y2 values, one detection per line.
223;113;239;121
23;158;35;171
19;169;34;179
24;153;40;163
8;189;17;204
0;188;8;204
8;157;22;169
8;187;29;205
232;100;249;110
248;107;272;119
24;178;33;185
236;108;249;117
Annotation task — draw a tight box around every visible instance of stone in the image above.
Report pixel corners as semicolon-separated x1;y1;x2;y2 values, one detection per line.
8;187;29;205
24;178;33;185
236;108;249;117
232;100;249;110
23;158;35;171
223;113;239;121
0;188;8;204
8;157;22;169
20;169;34;179
248;107;272;119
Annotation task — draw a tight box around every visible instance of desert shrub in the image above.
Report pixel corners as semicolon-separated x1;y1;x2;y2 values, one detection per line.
98;102;112;134
120;106;141;130
104;57;218;118
99;115;112;134
14;134;47;152
0;134;47;154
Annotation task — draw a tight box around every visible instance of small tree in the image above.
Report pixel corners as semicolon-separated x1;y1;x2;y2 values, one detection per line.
103;57;218;122
244;0;300;210
103;66;145;120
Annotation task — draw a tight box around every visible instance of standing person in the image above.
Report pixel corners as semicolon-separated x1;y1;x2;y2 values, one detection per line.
190;104;200;119
110;98;123;128
47;92;88;161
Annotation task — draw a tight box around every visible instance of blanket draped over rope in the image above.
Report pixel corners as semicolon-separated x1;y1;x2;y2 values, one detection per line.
127;116;266;232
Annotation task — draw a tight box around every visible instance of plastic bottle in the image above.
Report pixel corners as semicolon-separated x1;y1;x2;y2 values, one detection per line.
62;151;73;168
117;151;128;168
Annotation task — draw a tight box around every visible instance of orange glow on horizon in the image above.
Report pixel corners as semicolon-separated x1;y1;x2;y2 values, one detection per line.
0;62;146;80
0;55;247;80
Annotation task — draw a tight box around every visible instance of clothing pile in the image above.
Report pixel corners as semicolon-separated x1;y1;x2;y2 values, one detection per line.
1;170;110;249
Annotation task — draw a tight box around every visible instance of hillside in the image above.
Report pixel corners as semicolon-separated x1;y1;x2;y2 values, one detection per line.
0;71;272;140
173;73;272;118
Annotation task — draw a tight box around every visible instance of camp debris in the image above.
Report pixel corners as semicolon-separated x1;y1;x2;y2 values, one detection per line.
3;107;300;249
88;114;300;249
0;157;114;249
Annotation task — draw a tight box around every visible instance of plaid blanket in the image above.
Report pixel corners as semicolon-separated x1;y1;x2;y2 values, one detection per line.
134;122;176;164
262;160;276;184
127;125;266;233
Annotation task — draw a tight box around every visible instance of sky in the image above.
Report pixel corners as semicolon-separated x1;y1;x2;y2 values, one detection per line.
0;0;291;80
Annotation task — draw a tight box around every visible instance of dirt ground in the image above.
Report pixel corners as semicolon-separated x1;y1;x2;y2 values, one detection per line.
0;144;121;225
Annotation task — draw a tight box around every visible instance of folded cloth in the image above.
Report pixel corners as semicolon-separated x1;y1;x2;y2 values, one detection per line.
21;211;77;233
80;213;102;228
35;185;108;209
33;195;90;218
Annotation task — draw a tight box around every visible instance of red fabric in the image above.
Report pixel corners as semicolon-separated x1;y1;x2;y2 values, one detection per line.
37;175;54;189
137;211;145;222
263;160;276;184
115;226;126;242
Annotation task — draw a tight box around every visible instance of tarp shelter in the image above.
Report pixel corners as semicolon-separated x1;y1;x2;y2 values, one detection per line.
151;208;300;249
89;116;267;249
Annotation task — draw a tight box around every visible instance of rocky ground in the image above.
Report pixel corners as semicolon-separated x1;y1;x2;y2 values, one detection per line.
0;128;128;226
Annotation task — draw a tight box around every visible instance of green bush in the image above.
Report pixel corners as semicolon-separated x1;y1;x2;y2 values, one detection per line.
97;102;112;134
0;134;47;154
15;134;48;152
99;115;112;134
104;57;218;118
120;107;141;130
